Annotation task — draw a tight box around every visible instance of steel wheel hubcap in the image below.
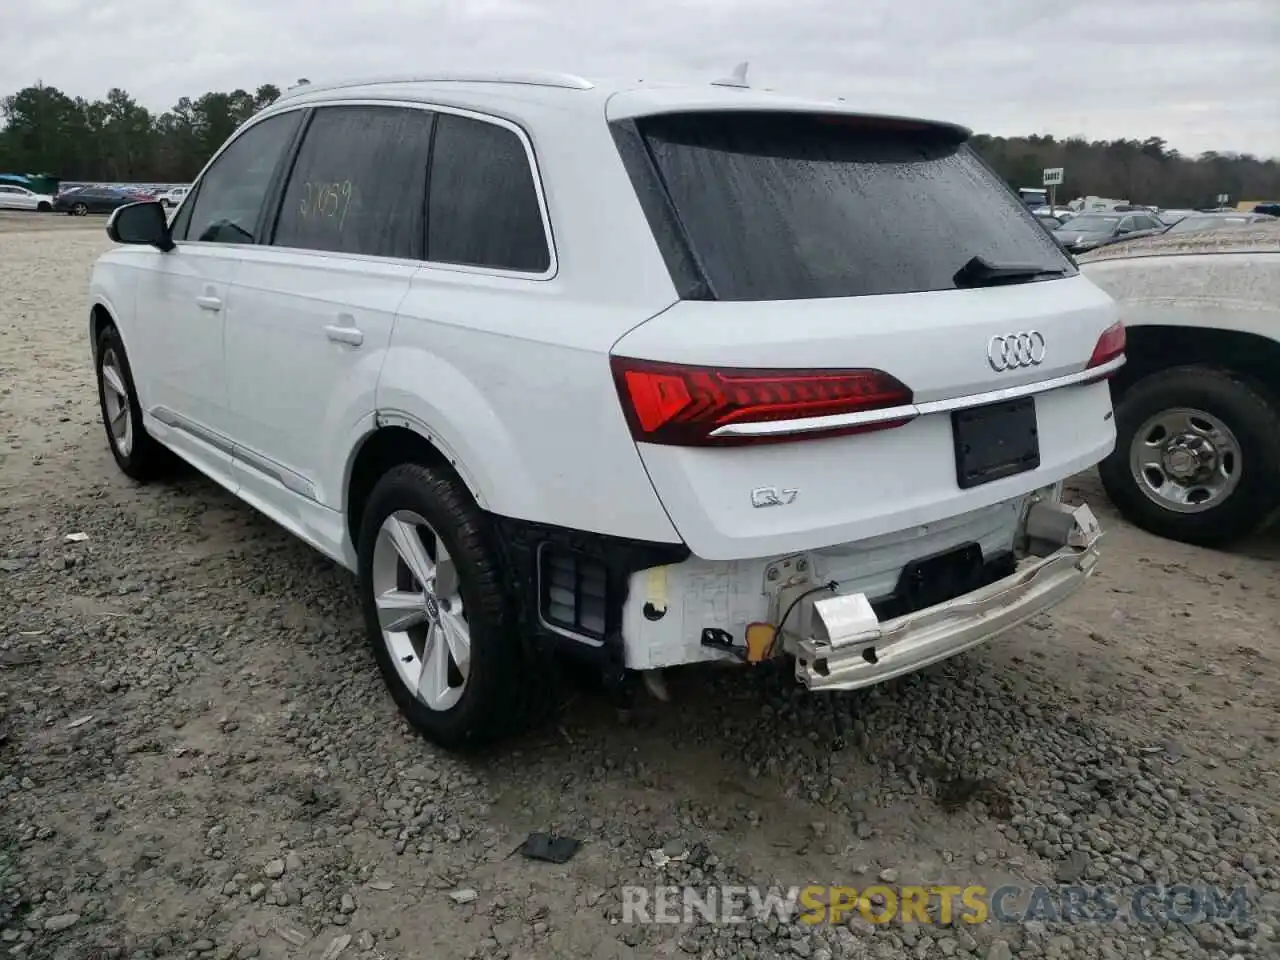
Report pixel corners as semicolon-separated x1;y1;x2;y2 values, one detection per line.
371;511;470;712
100;349;133;457
1129;407;1241;514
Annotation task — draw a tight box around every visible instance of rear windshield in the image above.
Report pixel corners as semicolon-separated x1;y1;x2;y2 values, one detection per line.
616;111;1074;301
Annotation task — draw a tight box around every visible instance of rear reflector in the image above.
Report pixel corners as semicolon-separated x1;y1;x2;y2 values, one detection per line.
1085;321;1126;379
610;357;914;446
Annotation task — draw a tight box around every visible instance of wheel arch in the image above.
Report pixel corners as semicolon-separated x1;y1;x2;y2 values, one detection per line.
89;302;117;361
343;421;488;554
1113;324;1280;401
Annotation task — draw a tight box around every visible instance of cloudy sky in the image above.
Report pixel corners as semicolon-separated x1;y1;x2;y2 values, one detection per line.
3;0;1278;156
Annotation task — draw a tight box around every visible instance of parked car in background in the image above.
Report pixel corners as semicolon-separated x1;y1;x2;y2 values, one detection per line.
1052;212;1166;254
1157;209;1195;226
1036;213;1063;229
0;183;54;212
1018;187;1048;208
1079;223;1280;546
87;70;1120;748
1163;211;1277;235
1070;196;1129;214
53;186;138;216
159;185;191;207
1032;205;1074;222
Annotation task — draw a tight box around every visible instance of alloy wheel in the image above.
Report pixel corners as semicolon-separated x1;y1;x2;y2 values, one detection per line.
100;348;133;457
370;511;471;711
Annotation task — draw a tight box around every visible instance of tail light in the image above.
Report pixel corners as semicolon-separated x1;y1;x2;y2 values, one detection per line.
610;357;914;446
1084;321;1126;381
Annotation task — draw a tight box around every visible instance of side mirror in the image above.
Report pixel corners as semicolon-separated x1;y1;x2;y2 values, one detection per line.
107;201;174;252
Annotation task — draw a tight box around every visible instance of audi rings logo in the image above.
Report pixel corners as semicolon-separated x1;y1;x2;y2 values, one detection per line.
987;331;1047;371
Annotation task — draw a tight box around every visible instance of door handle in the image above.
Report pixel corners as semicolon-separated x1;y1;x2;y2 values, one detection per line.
196;295;223;312
324;324;364;347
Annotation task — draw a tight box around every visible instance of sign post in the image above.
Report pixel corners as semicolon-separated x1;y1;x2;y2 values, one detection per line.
1217;193;1229;207
1043;167;1064;212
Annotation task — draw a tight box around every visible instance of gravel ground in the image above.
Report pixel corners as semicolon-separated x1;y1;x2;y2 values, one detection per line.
1;222;1279;960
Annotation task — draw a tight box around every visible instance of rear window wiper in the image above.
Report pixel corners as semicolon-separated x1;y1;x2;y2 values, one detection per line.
953;255;1069;289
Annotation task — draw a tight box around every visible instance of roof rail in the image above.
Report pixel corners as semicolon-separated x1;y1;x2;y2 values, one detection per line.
277;71;595;101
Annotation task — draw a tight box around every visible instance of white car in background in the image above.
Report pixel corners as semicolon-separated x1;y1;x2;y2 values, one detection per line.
1032;205;1075;222
0;184;55;212
1080;222;1280;546
158;185;191;207
87;70;1122;748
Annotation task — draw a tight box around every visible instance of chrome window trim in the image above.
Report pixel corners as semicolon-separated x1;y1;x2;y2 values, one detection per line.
185;97;560;280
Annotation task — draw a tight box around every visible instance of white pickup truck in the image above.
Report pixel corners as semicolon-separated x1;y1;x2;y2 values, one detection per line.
1079;223;1280;546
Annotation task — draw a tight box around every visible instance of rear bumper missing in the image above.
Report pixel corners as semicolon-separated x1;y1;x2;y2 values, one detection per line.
782;500;1103;691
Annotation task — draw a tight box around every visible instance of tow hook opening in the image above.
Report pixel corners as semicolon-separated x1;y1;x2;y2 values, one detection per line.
862;647;878;665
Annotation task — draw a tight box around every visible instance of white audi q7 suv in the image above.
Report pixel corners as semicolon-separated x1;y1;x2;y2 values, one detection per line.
89;71;1123;748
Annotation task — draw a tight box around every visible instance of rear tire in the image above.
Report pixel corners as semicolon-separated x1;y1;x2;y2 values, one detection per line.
1100;366;1280;546
95;324;173;481
357;463;553;750
73;202;88;216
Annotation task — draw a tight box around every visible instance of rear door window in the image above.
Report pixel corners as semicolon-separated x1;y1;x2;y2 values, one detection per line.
426;112;551;273
272;105;435;259
616;111;1074;301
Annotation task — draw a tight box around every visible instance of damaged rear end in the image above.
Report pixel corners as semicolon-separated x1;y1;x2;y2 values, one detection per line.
603;101;1119;686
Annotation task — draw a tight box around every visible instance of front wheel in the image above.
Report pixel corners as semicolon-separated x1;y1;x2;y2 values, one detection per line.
37;202;51;212
72;202;88;216
356;463;553;749
94;325;173;481
1099;366;1280;547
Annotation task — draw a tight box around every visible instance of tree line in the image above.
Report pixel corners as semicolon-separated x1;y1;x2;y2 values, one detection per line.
2;82;1278;207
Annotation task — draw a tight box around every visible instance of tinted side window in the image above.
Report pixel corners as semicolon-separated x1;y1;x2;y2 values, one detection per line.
170;189;195;240
427;113;550;273
272;105;434;259
184;110;302;244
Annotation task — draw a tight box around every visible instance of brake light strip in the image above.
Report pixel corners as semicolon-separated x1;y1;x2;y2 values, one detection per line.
706;355;1125;439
